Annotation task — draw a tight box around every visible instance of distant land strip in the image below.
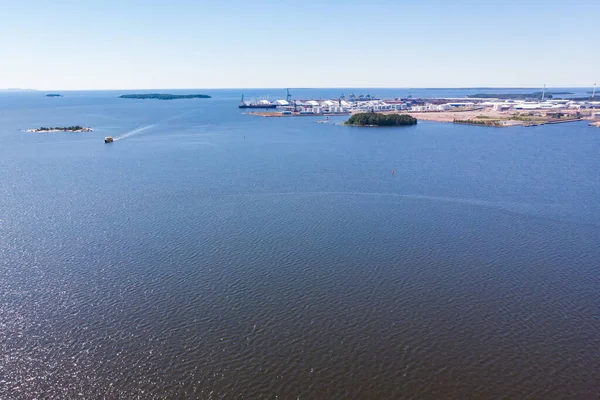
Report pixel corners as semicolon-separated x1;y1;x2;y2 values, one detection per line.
467;92;573;100
26;126;92;132
119;93;211;100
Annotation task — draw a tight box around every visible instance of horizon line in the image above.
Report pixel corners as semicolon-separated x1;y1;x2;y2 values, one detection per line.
1;85;596;92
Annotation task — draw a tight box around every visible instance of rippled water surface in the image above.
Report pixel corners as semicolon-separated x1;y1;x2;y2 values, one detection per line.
1;89;599;399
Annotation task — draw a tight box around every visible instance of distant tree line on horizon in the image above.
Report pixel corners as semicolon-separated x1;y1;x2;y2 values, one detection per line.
345;113;417;126
467;92;573;100
119;94;211;100
569;96;599;102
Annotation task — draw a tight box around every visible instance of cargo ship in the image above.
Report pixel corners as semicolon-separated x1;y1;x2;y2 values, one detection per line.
238;95;277;109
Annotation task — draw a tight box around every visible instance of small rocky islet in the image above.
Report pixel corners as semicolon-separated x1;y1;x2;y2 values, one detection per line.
25;126;93;133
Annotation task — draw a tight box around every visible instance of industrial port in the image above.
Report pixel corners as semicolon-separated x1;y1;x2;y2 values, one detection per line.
241;88;600;127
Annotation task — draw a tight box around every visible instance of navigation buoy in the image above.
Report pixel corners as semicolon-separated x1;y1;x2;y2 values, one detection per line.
392;169;395;176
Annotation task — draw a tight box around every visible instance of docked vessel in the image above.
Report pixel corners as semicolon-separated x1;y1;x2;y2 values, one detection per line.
238;95;277;109
104;136;114;143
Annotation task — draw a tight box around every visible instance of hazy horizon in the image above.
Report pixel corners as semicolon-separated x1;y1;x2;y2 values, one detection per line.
1;86;597;92
1;0;598;90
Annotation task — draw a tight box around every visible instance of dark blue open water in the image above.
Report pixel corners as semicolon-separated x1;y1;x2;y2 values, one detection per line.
1;89;599;399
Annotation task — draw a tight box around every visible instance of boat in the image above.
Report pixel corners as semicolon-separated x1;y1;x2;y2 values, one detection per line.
104;136;114;143
238;94;277;109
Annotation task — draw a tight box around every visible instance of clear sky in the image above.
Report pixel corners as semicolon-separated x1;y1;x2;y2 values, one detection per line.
1;0;598;90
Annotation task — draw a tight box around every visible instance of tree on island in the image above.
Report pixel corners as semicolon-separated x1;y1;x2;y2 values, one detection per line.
345;113;417;126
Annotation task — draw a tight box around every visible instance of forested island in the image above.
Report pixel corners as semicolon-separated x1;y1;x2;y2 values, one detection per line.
26;126;92;132
467;92;572;100
345;113;417;126
45;93;62;97
119;93;211;100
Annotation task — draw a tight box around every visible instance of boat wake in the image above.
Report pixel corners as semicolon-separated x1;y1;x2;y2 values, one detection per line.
218;191;591;225
113;124;156;141
112;108;201;141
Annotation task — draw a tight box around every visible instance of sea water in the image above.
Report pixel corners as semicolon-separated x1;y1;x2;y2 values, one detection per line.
0;89;598;399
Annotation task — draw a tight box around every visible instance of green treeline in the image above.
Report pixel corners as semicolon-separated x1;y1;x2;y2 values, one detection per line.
467;92;572;100
454;119;502;127
345;113;417;126
119;94;211;100
569;96;599;101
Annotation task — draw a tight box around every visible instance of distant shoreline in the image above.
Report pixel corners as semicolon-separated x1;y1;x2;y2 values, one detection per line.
393;109;585;127
467;92;573;100
119;93;211;100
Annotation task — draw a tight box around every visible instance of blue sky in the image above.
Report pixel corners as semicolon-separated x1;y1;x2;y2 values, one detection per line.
1;0;598;89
